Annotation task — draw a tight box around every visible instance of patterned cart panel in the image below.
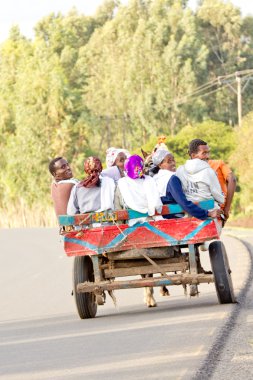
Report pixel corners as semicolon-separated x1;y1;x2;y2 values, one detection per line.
63;218;219;257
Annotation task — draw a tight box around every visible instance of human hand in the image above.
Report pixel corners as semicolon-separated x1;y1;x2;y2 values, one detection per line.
208;209;222;218
220;213;226;227
223;207;230;220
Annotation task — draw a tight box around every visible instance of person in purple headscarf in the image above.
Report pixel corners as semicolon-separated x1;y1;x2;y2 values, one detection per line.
114;155;163;226
124;154;145;179
115;155;165;307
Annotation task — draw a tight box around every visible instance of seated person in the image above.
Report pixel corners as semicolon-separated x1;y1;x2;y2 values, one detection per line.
152;149;220;220
67;156;115;215
141;137;169;177
176;139;224;209
101;147;130;182
186;138;236;223
49;157;79;217
115;155;163;226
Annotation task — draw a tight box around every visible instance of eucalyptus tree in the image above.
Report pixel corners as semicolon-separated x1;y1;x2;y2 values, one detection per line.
34;10;102;168
83;0;209;147
140;0;207;135
238;16;253;118
3;41;66;206
80;0;135;151
195;0;250;124
0;27;33;205
230;112;253;214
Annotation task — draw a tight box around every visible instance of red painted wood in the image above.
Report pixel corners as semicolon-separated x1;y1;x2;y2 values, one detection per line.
63;218;219;257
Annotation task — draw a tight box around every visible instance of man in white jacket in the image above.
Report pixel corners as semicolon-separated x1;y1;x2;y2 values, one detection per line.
177;138;224;259
176;139;224;208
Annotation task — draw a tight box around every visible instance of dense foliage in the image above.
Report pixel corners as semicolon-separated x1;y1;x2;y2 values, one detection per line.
1;0;253;226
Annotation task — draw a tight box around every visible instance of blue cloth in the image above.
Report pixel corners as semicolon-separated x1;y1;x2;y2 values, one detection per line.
161;175;208;220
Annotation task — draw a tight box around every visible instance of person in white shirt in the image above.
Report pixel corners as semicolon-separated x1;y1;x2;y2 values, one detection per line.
115;154;163;307
67;156;115;215
115;154;163;226
176;139;224;209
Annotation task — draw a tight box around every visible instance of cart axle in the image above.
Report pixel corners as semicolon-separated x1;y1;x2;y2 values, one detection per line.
77;274;214;293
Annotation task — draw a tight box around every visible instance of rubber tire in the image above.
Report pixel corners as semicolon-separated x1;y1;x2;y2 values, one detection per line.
73;256;97;319
209;240;235;304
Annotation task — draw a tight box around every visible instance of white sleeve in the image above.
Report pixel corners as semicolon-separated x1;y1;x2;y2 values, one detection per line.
99;177;115;211
144;176;163;215
208;169;225;204
67;185;79;215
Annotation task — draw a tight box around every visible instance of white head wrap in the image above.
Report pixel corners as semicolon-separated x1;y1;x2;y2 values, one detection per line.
152;149;172;166
106;147;130;168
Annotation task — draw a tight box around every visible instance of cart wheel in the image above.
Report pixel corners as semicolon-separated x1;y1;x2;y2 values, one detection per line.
209;241;235;304
73;256;97;319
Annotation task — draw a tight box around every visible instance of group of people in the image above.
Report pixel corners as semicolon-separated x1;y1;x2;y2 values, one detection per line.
48;139;236;226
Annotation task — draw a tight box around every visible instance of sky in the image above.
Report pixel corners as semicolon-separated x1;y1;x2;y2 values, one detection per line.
0;0;253;43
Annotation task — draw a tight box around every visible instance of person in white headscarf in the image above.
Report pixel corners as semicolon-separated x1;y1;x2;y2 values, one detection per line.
101;147;130;183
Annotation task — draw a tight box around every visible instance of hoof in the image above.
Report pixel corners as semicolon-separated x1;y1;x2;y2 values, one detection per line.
190;284;199;297
148;302;157;308
96;292;106;305
160;287;170;297
145;296;157;307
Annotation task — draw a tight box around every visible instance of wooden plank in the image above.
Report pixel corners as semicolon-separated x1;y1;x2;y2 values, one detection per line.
106;247;173;260
91;256;101;282
59;199;214;226
77;274;214;293
103;262;188;278
188;244;198;275
100;256;187;269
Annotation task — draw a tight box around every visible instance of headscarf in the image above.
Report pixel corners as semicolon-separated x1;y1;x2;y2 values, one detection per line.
79;156;103;188
152;149;171;166
124;155;145;179
106;147;130;168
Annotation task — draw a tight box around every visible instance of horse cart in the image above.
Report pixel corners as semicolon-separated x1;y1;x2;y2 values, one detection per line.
59;200;235;319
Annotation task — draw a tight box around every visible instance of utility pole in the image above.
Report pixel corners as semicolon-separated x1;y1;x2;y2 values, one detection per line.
218;69;253;127
236;72;242;128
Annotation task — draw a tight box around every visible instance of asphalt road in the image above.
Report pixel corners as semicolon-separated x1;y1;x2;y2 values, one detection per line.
206;228;253;380
0;228;252;380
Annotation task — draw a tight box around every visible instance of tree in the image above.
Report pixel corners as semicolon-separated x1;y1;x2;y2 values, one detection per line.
83;0;209;147
164;119;235;166
0;27;32;205
195;0;248;124
230;112;253;214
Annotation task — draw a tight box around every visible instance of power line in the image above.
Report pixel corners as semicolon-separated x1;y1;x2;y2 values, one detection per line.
175;78;219;103
171;70;253;126
176;82;232;106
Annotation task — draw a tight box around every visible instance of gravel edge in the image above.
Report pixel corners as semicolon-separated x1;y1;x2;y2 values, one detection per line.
191;236;253;380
